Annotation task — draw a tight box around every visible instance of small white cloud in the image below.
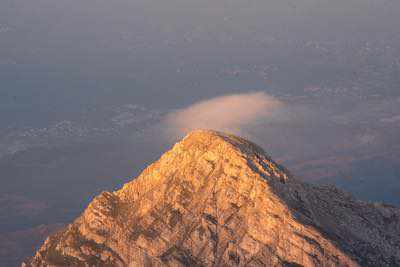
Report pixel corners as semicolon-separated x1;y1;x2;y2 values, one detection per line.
381;115;400;123
163;91;283;137
357;133;376;145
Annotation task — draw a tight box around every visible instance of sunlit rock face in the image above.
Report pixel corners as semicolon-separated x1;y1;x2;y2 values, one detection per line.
23;130;400;267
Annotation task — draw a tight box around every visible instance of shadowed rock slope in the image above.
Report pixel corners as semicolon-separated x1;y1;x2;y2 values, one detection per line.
23;130;400;267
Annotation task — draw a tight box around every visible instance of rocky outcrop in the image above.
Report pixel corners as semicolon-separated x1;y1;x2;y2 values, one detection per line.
0;223;63;267
23;130;400;266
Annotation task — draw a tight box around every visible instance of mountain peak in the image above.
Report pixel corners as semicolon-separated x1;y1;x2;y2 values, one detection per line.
171;130;273;166
116;130;289;203
24;131;400;267
176;129;264;154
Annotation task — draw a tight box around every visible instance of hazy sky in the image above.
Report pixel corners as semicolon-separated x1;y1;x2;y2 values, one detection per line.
1;0;400;264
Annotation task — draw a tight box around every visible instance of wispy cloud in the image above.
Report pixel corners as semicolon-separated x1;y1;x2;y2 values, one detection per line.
163;91;283;137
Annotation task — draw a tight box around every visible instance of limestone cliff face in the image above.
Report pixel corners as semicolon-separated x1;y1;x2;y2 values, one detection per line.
23;130;400;267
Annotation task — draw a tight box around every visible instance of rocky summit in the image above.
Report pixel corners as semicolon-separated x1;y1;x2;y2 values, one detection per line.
23;130;400;267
